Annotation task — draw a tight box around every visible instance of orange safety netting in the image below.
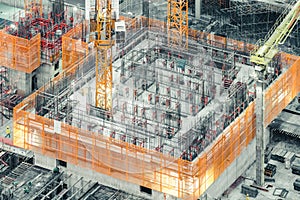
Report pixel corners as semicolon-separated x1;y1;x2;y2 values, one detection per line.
13;82;255;199
264;54;300;127
13;17;300;199
0;31;40;73
62;23;88;71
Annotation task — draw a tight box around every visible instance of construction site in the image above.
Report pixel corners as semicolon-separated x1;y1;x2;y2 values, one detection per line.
0;0;299;199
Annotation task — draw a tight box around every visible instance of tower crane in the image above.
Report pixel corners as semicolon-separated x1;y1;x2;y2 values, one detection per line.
167;0;188;48
95;0;114;111
250;0;300;186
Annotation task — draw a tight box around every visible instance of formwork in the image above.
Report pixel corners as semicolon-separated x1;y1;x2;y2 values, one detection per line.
0;31;40;73
13;17;300;199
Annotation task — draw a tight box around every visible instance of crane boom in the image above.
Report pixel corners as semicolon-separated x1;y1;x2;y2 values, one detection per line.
250;0;300;67
95;0;114;110
250;0;300;186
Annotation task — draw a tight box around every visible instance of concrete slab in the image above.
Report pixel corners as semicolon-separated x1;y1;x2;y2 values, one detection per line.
223;142;300;200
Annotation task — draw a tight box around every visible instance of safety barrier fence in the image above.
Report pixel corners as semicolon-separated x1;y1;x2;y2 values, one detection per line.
120;16;257;54
264;54;300;127
62;23;89;71
61;16;256;73
13;18;300;199
0;31;40;73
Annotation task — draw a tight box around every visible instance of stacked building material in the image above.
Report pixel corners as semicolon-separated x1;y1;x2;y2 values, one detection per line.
271;148;287;163
264;163;277;177
291;164;300;175
241;184;258;198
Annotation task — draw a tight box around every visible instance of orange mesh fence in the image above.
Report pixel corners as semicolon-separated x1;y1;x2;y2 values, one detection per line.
264;57;300;126
13;90;256;199
0;31;40;73
207;34;226;48
62;23;88;71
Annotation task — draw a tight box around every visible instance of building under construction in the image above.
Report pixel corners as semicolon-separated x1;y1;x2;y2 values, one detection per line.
0;0;300;199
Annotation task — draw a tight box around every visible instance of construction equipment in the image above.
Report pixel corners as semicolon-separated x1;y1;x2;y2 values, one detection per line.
95;0;114;110
250;1;300;68
167;0;188;48
250;0;300;186
264;163;277;177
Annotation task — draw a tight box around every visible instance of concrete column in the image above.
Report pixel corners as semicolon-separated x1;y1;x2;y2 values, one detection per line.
85;0;90;42
195;0;201;19
35;153;57;170
255;76;265;186
265;126;270;148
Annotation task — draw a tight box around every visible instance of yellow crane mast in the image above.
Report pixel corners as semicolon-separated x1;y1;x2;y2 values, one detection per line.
95;0;114;110
167;0;189;48
250;0;300;186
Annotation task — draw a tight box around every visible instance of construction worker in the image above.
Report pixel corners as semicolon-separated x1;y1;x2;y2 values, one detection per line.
5;126;11;138
246;194;250;200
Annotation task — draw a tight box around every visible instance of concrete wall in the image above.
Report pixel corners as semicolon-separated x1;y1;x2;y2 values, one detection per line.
9;68;32;96
33;136;256;200
34;152;57;170
36;62;60;90
66;163;178;200
0;0;24;8
34;152;178;200
7;61;60;96
205;139;256;199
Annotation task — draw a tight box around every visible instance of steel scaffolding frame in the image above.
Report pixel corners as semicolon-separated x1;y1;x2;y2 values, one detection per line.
13;16;299;199
222;1;284;42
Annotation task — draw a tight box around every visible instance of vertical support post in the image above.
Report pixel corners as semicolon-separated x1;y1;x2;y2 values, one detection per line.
195;0;201;19
255;71;265;186
85;0;90;42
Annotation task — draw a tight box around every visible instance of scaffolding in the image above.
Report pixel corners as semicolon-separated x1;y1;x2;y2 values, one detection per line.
62;23;89;71
2;0;83;64
0;153;148;199
24;0;43;16
0;31;41;73
13;16;300;199
222;1;284;42
199;0;300;55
